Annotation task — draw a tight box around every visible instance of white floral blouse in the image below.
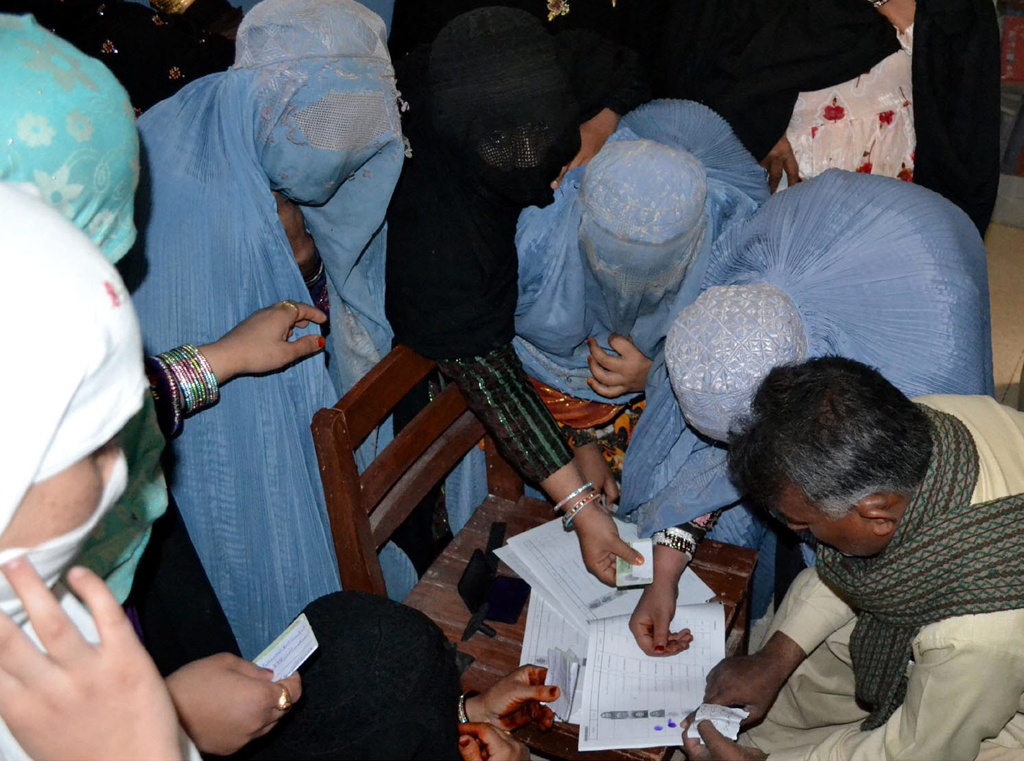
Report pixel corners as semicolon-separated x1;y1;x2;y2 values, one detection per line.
786;25;915;183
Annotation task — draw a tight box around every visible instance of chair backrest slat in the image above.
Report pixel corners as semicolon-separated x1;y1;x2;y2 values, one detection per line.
370;409;486;546
335;345;436;447
360;383;469;510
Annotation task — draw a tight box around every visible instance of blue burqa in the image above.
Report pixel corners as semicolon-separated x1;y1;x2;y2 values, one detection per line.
514;99;769;404
125;0;414;656
622;171;993;600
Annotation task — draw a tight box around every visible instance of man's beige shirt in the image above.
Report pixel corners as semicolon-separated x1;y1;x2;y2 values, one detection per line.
769;395;1024;760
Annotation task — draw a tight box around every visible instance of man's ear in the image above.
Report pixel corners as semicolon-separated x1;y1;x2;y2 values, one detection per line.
855;492;902;538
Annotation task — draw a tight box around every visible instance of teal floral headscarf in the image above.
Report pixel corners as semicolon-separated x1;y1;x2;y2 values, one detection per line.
0;14;139;262
1;14;163;604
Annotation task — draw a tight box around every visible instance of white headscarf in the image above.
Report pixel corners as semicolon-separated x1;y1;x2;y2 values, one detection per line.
0;180;146;610
0;182;148;759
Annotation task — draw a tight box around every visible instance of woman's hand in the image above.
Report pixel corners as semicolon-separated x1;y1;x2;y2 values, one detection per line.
760;135;800;194
629;543;695;655
273;191;318;278
587;335;652;398
0;560;182;761
573;505;642;586
165;653;302;756
466;665;559;732
458;723;530;761
573;443;619;505
199;301;327;384
552;108;621;189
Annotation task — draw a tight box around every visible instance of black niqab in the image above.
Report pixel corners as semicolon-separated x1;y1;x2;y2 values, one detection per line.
386;7;582;359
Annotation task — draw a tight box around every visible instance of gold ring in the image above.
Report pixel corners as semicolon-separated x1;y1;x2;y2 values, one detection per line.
279;300;300;315
276;686;293;712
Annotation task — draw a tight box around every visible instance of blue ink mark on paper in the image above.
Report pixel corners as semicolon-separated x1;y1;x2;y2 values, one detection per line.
654;725;664;731
668;720;677;728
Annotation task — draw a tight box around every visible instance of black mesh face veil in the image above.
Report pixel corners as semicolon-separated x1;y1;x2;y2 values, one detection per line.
428;7;581;205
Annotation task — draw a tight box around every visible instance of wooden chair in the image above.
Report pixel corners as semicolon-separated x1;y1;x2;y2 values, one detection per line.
311;344;523;595
312;345;757;761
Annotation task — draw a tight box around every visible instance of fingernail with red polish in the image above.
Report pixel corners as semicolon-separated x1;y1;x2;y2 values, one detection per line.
655;645;665;653
317;336;326;348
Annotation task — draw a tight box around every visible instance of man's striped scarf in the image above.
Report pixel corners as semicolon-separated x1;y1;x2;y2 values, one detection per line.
818;406;1024;730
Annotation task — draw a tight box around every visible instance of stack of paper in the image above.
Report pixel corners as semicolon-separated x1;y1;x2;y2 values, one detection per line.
495;517;727;750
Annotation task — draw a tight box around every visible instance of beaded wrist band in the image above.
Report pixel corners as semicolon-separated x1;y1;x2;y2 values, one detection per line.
652;527;699;559
155;344;220;416
562;492;603;531
554;482;595;513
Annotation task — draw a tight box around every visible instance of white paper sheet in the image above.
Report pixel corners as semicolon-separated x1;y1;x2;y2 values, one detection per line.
546;647;581;722
685;704;749;743
576;603;727;752
519;593;590;722
500;518;715;633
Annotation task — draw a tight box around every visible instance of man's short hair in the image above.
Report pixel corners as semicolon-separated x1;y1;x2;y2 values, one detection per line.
727;357;933;519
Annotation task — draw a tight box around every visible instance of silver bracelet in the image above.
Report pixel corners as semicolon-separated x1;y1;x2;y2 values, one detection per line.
458;692;470;724
868;0;892;8
652;527;698;559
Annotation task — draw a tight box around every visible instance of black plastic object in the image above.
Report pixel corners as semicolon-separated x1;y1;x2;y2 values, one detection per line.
458;522;508;641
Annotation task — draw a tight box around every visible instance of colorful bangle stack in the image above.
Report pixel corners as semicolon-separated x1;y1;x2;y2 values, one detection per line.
151;343;220;418
553;482;594;513
562;491;603;532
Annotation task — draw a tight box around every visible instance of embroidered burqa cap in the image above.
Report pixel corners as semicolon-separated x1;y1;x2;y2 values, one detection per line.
667;282;808;441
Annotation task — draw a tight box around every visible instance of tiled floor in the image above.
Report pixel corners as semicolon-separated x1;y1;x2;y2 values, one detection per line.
985;223;1024;410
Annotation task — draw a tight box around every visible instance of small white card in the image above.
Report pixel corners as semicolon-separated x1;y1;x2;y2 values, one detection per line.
615;539;654;588
546;647;581;722
685;703;749;744
253;613;319;680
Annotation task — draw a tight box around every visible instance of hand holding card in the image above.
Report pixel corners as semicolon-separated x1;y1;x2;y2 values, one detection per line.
254;613;319;680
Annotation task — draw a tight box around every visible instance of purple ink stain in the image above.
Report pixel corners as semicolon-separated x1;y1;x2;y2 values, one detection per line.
653;725;664;731
667;720;677;728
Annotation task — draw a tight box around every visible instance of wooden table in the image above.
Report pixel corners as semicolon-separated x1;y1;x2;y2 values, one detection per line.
404;495;758;761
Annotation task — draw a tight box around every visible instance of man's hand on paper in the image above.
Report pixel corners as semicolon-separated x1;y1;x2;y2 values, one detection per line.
629;549;694;655
573;443;619;505
166;653;302;756
466;665;559;732
573;505;643;586
681;719;766;761
703;632;807;727
458;723;530;761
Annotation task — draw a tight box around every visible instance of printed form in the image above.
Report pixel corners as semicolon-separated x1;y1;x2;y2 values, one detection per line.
498;517;714;633
500;518;726;746
577;603;726;751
